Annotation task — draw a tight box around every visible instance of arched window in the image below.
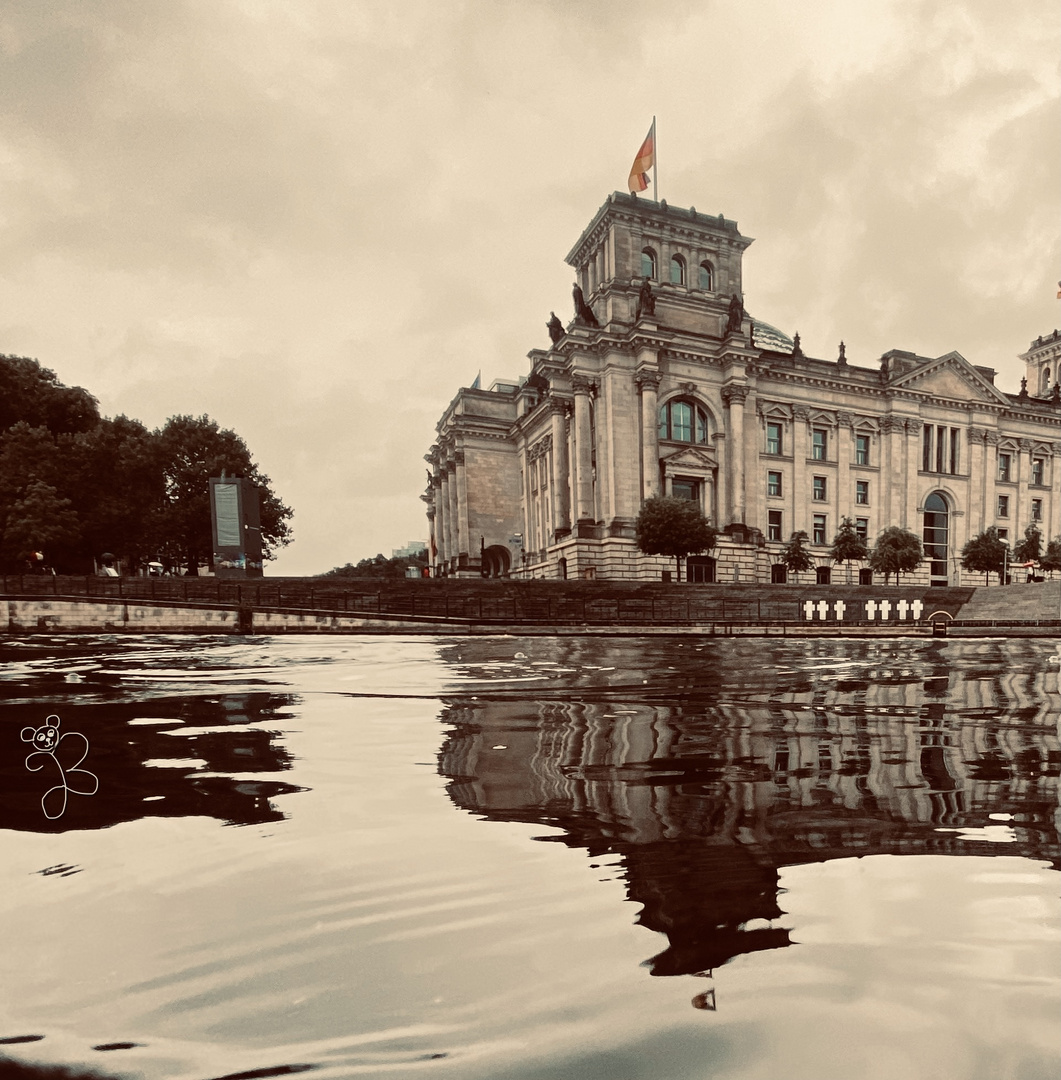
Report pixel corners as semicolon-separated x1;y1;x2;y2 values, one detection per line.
641;248;657;279
658;399;709;444
699;261;714;291
1042;368;1052;395
923;492;949;585
670;255;686;285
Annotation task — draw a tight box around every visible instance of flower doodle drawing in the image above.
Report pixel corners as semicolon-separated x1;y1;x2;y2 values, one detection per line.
21;714;99;820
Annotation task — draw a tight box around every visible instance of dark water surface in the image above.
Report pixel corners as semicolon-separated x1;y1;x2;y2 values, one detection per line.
0;634;1058;1080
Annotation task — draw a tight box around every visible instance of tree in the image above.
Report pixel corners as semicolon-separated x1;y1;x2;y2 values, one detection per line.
1041;538;1061;576
1013;524;1043;566
154;415;293;574
1;480;80;567
780;530;814;576
830;517;869;583
635;496;718;582
870;526;923;584
321;549;428;579
0;354;99;435
961;527;1007;585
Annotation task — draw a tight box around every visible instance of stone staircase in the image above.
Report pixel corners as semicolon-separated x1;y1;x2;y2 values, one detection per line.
954;580;1061;623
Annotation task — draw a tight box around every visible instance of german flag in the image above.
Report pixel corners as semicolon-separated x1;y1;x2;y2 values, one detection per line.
628;122;655;194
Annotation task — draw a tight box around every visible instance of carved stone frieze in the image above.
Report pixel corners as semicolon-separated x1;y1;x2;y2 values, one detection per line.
527;434;553;461
792;405;811;421
879;416;905;434
1019;438;1033;452
678;380;698;396
905;418;923;434
983;431;1001;445
836;410;854;429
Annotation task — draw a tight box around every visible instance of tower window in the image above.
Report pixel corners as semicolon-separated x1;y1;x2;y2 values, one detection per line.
812;428;827;460
1032;498;1043;522
855;480;869;505
641;248;657;279
997;495;1009;518
812;514;827;545
670;255;686;286
767;470;782;497
699;261;714;291
855;434;870;465
998;453;1011;482
768;510;783;542
1032;457;1045;485
658;399;709;444
813;476;827;501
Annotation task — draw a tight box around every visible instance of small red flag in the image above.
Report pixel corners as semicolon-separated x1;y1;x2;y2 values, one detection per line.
628;123;655;194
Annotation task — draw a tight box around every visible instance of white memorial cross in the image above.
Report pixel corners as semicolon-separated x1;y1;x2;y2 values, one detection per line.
865;600;878;620
879;599;892;620
896;599;909;620
817;600;829;620
834;600;846;620
911;599;924;620
804;600;816;620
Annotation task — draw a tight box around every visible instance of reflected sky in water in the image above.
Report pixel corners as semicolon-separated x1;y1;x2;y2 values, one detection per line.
0;634;1057;1080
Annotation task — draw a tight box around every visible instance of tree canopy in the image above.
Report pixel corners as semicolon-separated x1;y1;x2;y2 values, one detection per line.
961;528;1007;585
830;518;869;567
635;496;718;582
321;550;428;579
1041;537;1061;575
1012;524;1043;566
0;354;293;573
780;531;814;575
869;526;923;584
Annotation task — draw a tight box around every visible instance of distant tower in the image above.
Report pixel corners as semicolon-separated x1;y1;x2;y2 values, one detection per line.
1021;329;1061;397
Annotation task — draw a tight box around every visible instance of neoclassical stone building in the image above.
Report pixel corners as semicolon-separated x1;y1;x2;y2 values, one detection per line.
425;192;1061;584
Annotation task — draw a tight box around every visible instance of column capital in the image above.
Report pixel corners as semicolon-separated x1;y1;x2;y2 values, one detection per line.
836;410;855;429
721;383;750;406
571;375;599;397
984;430;1001;446
880;415;905;434
792;405;811;421
1019;438;1033;452
635;369;662;391
905;418;924;435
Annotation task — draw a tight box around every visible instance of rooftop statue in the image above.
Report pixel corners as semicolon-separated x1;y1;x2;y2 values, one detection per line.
726;293;744;334
547;312;564;344
573;283;600;328
636;278;655;320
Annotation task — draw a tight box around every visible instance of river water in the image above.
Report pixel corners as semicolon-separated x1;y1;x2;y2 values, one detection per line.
0;634;1058;1080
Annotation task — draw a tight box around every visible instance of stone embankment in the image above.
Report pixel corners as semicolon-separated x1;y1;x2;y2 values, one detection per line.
8;575;1057;636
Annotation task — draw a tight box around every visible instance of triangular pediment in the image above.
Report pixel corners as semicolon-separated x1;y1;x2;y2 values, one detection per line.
661;446;717;469
889;352;1009;405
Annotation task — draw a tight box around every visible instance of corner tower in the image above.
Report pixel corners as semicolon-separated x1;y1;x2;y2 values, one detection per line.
566;193;754;337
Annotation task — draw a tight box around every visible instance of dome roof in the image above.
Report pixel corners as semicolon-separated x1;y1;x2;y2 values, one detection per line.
751;317;794;354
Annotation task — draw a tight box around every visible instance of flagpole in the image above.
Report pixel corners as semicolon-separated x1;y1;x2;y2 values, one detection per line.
652;115;657;203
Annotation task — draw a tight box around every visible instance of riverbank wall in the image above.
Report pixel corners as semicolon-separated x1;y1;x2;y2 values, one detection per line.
4;579;1059;636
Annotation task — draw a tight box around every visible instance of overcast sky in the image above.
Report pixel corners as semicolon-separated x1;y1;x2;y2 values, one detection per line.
1;0;1057;575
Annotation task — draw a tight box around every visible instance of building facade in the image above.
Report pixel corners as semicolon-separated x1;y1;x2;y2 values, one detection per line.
424;192;1061;584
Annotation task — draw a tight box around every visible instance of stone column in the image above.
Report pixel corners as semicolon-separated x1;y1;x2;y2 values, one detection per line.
1018;438;1033;531
968;426;987;535
904;419;922;532
454;450;469;565
636;370;661;501
984;430;1000;537
444;460;458;566
572;376;597;524
881;416;905;527
836;411;853;526
721;384;749;524
550;402;570;536
792;406;810;536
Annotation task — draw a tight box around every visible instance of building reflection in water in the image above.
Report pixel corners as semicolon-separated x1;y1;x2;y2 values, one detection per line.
1;692;302;833
436;639;1060;979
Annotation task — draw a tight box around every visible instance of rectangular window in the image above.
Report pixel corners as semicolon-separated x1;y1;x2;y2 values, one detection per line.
1032;458;1044;486
855;517;869;541
767;470;782;497
855;480;869;505
766;423;782;455
996;528;1009;543
811;428;827;460
1032;498;1043;522
936;426;946;473
672;479;699;502
813;476;827;500
998;453;1011;482
997;494;1009;518
768;509;783;542
922;424;933;472
855;434;870;466
950;428;959;474
812;513;827;545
